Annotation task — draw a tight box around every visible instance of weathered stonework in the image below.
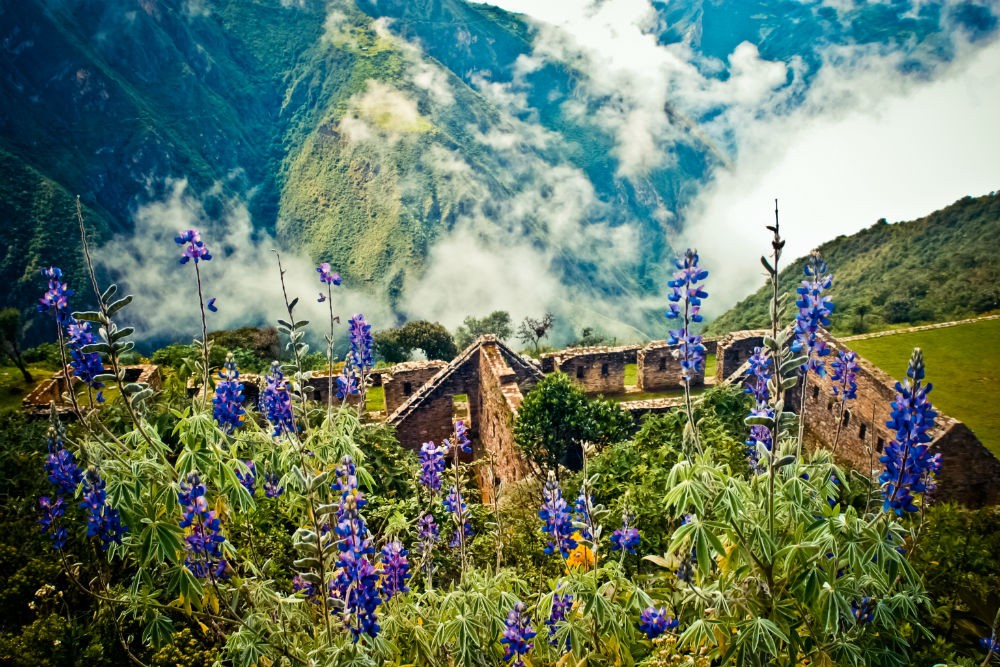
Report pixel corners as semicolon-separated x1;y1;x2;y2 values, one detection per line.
715;330;768;383
798;330;1000;507
22;364;163;417
539;344;641;394
387;336;543;495
381;361;449;414
636;341;704;391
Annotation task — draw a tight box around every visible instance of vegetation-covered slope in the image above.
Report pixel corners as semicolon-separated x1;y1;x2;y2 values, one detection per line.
706;192;1000;335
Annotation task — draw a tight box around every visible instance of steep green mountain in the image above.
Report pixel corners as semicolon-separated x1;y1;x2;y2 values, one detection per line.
1;0;995;340
705;192;1000;335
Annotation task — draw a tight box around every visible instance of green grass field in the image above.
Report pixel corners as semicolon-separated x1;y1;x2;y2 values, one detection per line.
847;318;1000;457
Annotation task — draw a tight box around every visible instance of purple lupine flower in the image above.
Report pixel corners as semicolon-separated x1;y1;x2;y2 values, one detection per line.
417;513;440;546
851;597;876;624
263;472;284;499
38;496;68;550
213;353;245;434
573;486;594;541
745;347;771;404
178;472;229;580
292;574;319;602
443;485;473;548
379;541;411;601
44;427;83;496
539;474;576;559
336;362;359;399
80;468;126;551
65;319;106;400
175;229;212;264
830;349;859;401
609;512;639;554
665;249;709;385
207;297;218;312
500;601;536;667
236;461;256;496
418;441;446;494
791;252;833;377
981;635;1000;655
452;420;472;454
260;361;296;438
746;406;774;473
38;267;74;325
638;606;678;639
547;591;574;646
317;262;342;286
347;314;374;371
880;348;941;515
330;456;381;640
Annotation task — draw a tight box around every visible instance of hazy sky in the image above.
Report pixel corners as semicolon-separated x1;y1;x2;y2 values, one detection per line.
473;0;1000;310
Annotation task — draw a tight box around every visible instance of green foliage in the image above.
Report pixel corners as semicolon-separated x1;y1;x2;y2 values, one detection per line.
207;327;280;363
708;192;1000;335
454;311;513;349
514;373;631;476
375;320;458;363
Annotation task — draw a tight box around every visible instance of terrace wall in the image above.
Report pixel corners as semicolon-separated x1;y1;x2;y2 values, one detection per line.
540;345;640;394
636;341;703;391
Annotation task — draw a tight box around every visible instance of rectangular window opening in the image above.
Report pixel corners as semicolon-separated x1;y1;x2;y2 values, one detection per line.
600;363;609;377
576;366;585;379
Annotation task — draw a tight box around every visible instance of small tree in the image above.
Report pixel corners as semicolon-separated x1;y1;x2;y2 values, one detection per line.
374;320;458;363
0;307;33;382
514;373;631;478
516;312;554;353
454;310;513;349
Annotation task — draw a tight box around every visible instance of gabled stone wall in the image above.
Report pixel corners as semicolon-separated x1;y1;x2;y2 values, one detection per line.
715;330;768;383
381;361;448;414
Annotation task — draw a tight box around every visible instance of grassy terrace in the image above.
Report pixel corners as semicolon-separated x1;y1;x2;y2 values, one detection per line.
847;318;1000;457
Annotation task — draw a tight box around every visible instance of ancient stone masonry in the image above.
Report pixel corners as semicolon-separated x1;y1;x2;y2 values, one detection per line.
714;330;768;383
387;337;543;501
380;361;448;414
540;344;641;394
22;364;163;417
637;341;704;391
797;330;1000;508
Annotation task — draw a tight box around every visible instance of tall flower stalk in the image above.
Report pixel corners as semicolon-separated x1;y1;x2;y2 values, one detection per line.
880;348;941;515
539;471;576;560
175;229;213;407
792;251;833;457
445;420;472;579
665;248;708;455
829;348;859;453
316;262;341;414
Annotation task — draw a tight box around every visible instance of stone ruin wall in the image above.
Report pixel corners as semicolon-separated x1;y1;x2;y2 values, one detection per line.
381;361;449;414
799;331;1000;507
714;330;768;383
23;364;163;417
637;341;704;391
540;345;640;394
474;342;537;504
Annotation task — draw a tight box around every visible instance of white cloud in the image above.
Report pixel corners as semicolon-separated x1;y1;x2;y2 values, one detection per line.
681;37;1000;314
95;180;392;347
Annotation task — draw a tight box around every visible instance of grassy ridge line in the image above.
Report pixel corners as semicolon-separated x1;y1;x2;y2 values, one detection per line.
706;192;1000;336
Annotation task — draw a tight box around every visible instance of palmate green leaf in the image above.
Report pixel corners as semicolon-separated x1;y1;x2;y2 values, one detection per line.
817;585;853;636
737;616;789;656
139;517;184;565
663;477;707;515
166;563;205;608
141;611;174;648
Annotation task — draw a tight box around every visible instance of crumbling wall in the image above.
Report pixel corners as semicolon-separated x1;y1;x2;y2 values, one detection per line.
381;361;448;414
715;330;767;383
636;341;702;390
800;330;1000;507
540;345;640;394
475;343;534;503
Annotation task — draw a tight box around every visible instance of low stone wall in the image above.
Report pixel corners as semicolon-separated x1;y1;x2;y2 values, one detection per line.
23;364;163;417
540;344;641;394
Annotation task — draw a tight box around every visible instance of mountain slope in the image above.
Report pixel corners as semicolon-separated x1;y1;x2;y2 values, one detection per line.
705;192;1000;335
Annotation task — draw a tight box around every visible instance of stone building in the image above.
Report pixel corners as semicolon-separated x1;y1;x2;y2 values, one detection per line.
539;344;640;394
387;336;543;502
636;341;704;391
797;330;1000;507
714;330;768;382
22;364;163;417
